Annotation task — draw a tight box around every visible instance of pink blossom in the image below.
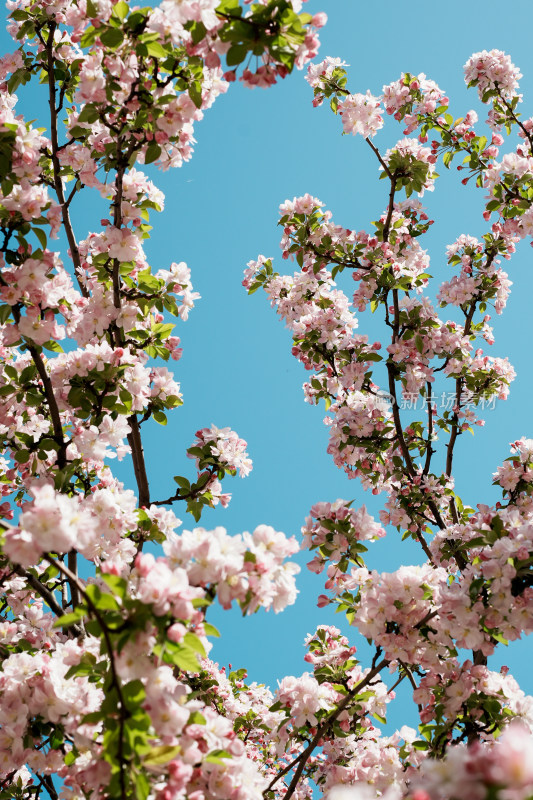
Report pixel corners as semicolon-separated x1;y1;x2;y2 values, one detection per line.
339;92;383;138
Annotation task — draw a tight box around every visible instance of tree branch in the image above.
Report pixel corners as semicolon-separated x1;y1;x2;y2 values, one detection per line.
45;25;88;298
265;656;389;798
13;564;81;636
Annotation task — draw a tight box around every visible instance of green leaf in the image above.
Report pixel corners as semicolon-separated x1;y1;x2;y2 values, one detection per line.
42;340;64;353
146;41;168;58
100;27;124;48
492;631;509;645
134;771;150;800
113;0;129;20
127;9;148;30
101;573;127;598
226;43;247;66
413;740;430;750
173;475;190;490
80;25;98;47
187;500;203;522
65;652;97;679
0;305;12;324
69;125;88;139
184;632;206;656
189;82;203;109
95;591;121;612
144;142;161;164
204;749;231;764
143;745;181;767
78;105;99;124
54;609;87;628
163;642;201;672
187;710;206;725
153;410;167;425
123;679;146;706
33;227;47;249
0;128;16;181
189;20;207;44
64;749;78;766
50;726;65;750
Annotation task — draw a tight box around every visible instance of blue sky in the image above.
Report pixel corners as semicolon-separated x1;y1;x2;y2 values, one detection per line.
3;0;533;731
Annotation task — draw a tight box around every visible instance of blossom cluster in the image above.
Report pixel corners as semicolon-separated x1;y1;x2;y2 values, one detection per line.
162;524;300;614
243;43;533;799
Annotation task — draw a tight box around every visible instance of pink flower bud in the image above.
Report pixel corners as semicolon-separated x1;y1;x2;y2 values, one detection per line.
134;552;155;576
167;623;186;643
312;12;327;27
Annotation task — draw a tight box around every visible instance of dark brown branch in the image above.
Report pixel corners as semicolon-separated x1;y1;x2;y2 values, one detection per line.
112;154;124;317
423;381;434;476
445;296;479;526
36;772;59;800
26;341;67;470
414;527;435;563
382;172;398;241
45;25;88;298
13;564;81;636
365;137;394;180
111;148;151;510
0;772;16;791
14;565;64;619
127;416;150;508
495;85;533;154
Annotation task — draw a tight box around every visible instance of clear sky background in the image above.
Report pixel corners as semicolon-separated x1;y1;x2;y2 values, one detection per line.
3;0;533;732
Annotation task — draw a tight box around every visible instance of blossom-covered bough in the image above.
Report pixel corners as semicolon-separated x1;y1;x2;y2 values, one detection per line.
0;0;326;797
244;51;533;799
2;0;533;794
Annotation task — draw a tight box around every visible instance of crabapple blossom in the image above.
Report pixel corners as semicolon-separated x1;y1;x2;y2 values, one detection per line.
162;524;300;614
464;49;522;100
338;92;383;138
